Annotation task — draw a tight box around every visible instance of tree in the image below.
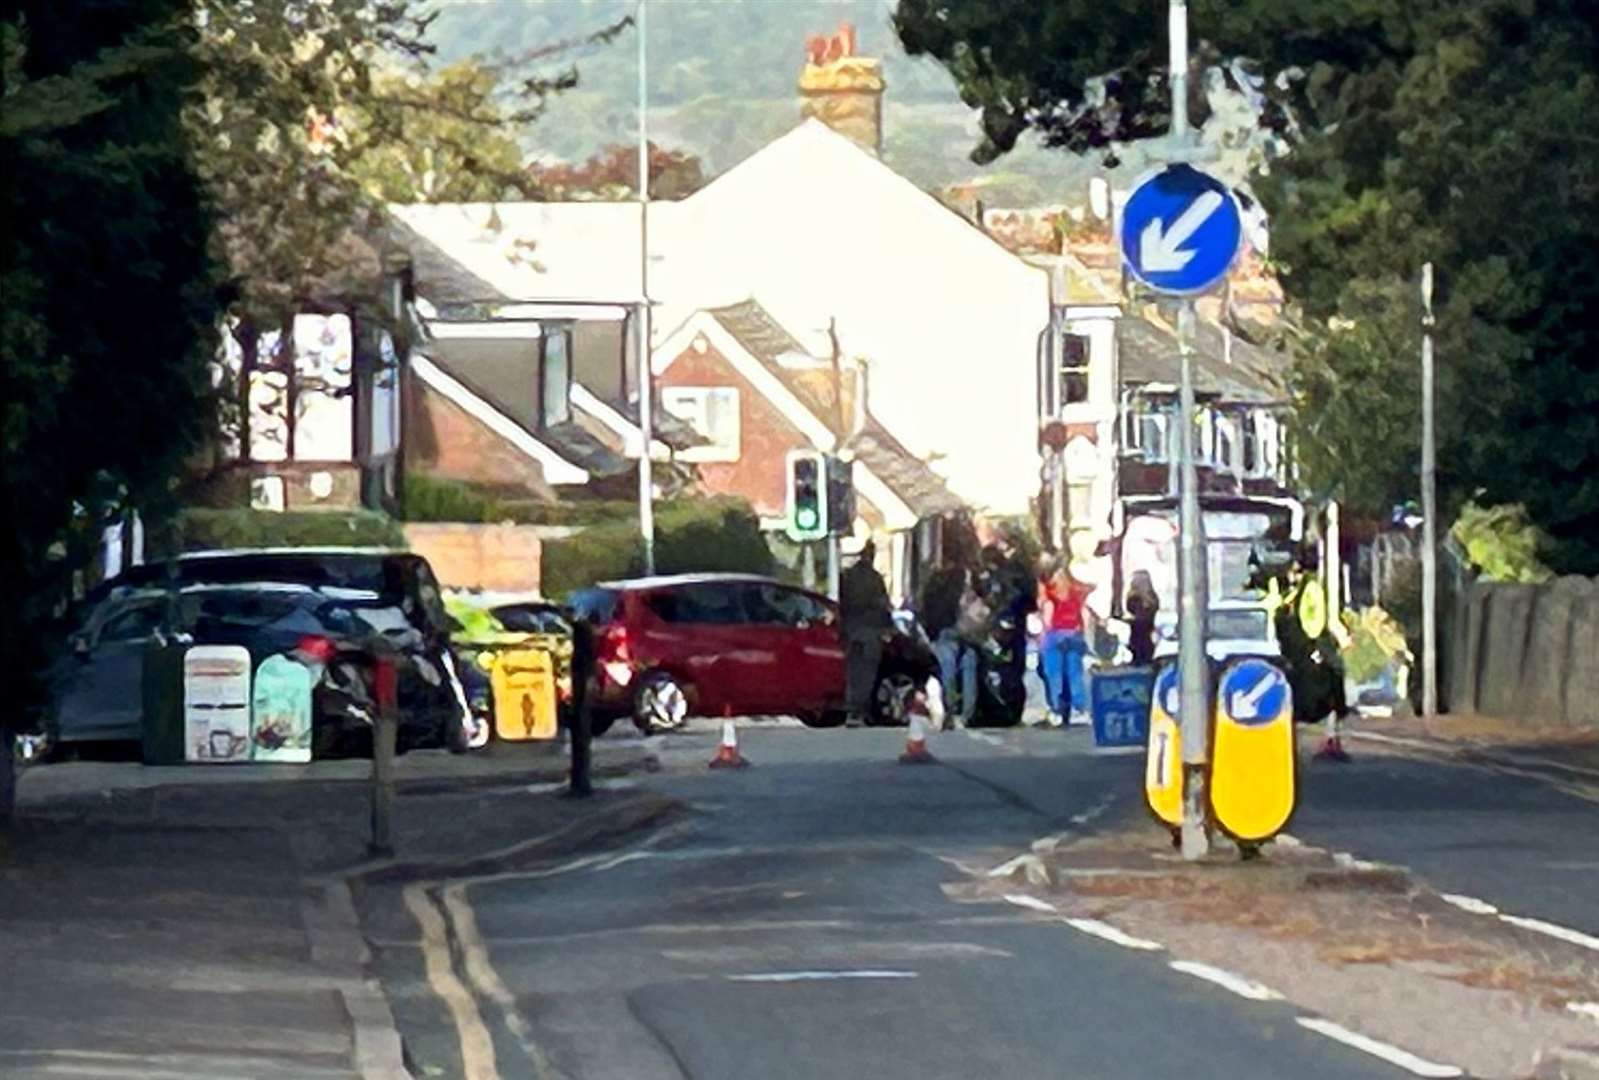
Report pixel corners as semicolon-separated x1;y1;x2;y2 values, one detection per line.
526;141;707;200
2;1;219;813
894;0;1599;572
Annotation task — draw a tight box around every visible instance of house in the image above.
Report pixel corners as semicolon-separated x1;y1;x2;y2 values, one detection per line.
652;298;964;603
385;203;702;501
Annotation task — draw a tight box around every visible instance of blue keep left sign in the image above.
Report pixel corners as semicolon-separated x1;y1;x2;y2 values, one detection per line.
1120;164;1244;295
1219;658;1289;726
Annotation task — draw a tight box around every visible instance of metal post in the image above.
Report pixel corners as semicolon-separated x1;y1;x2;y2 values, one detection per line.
636;0;656;575
1327;500;1342;624
1167;0;1209;860
1176;303;1210;860
369;654;397;857
1421;263;1438;719
827;537;841;602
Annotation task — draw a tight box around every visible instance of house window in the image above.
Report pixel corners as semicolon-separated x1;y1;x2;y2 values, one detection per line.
1242;411;1259;475
541;327;572;428
1059;333;1091;407
660;386;741;461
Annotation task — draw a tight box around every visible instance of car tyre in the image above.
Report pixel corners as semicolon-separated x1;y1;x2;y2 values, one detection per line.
632;671;689;734
870;672;918;727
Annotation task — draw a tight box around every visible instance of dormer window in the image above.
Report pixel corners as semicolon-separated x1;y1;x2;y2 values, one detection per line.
540;325;572;428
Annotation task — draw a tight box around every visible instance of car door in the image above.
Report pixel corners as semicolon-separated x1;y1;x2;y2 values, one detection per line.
745;583;845;713
54;594;168;743
640;583;750;715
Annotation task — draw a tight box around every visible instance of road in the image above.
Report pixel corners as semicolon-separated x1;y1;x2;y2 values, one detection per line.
1292;742;1599;937
362;725;1457;1080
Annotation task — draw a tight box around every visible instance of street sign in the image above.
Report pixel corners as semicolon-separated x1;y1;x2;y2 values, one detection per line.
1211;657;1297;842
1219;658;1288;727
1119;164;1243;295
251;654;313;763
1143;663;1183;828
1298;575;1328;640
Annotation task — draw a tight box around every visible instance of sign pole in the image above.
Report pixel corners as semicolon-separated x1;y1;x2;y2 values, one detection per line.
1169;0;1210;861
636;0;656;576
1420;263;1438;719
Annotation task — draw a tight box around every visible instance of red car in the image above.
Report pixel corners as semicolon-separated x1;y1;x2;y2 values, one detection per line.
568;574;848;733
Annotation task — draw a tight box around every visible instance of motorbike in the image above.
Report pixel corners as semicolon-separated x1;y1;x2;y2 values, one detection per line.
870;611;942;725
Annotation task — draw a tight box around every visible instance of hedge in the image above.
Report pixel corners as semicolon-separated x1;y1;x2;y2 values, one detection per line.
541;496;775;599
150;508;408;557
402;473;642;528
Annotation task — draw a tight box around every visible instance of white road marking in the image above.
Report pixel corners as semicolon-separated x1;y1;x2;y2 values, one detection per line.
1063;918;1165;952
1091;746;1144;757
1498;913;1599;953
1070;794;1115;826
965;730;1004;746
1438;893;1500;916
1003;893;1058;914
1294;1017;1463;1077
1168;961;1283;1002
726;970;918;982
1568;1001;1599;1024
1332;852;1384;872
401;885;499;1080
442;884;559;1077
989;855;1046;880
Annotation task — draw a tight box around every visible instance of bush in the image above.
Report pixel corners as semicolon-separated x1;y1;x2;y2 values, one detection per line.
150;509;407;557
1451;502;1553;583
401;473;644;528
541;497;776;598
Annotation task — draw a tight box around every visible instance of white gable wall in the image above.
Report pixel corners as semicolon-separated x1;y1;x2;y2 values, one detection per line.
653;122;1051;516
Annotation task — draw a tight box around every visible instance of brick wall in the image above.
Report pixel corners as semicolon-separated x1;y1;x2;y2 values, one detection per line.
403;523;543;593
658;335;812;519
404;373;555;500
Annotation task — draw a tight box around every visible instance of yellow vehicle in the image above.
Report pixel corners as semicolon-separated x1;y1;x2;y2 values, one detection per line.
447;596;573;743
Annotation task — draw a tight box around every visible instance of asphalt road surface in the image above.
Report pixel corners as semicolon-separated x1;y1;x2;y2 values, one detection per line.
362;725;1450;1080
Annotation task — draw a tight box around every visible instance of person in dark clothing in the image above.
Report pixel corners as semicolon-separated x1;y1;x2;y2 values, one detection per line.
1126;570;1160;666
919;557;977;729
839;540;893;721
980;533;1036;700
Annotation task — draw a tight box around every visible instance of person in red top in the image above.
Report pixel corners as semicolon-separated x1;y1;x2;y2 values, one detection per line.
1037;560;1094;726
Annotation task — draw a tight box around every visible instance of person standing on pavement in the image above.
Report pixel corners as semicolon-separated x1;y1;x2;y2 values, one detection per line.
1038;559;1094;726
1126;570;1160;666
839;539;893;724
981;528;1037;710
919;555;978;730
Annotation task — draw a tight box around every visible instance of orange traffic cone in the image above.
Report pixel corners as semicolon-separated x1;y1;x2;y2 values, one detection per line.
1315;712;1352;762
899;709;936;765
709;718;749;769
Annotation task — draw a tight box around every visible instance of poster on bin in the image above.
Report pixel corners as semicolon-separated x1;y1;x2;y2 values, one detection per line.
251;654;313;763
184;645;252;763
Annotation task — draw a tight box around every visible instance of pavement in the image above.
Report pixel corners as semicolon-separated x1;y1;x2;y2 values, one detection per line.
4;715;1597;1079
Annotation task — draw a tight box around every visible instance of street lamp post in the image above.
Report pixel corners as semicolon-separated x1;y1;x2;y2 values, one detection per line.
636;0;656;576
1169;0;1211;861
1420;263;1438;719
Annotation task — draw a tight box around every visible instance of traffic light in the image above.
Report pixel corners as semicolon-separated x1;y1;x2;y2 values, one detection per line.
786;450;828;541
826;455;855;536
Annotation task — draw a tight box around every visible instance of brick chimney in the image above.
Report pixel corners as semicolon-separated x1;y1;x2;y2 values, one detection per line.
798;23;885;155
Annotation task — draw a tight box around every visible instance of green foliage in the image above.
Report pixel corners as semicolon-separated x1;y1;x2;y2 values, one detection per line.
401;474;506;525
1339;605;1411;684
1450;502;1553;584
895;0;1599;573
541;498;775;599
3;2;220;731
149;509;407;557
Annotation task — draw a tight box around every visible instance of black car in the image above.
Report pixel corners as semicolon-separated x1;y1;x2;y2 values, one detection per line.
41;549;473;760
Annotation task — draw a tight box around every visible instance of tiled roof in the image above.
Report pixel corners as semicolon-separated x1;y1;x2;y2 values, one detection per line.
1116;312;1289;404
706;299;964;519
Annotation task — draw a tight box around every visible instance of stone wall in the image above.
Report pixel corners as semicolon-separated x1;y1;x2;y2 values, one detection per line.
403;523;542;594
1446;576;1599;728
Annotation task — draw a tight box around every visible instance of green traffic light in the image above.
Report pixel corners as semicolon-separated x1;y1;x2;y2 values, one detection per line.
796;507;819;530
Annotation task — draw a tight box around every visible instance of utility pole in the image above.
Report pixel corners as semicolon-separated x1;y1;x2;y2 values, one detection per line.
1169;0;1210;861
1420;262;1438;719
636;0;656;575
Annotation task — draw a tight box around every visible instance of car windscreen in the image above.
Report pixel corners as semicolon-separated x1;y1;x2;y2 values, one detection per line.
177;589;327;639
492;605;571;635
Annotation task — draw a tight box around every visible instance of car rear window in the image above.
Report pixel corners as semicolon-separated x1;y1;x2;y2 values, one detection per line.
568;588;620;625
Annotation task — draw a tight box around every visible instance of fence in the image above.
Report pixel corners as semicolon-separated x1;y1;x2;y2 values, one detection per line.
1444;575;1599;729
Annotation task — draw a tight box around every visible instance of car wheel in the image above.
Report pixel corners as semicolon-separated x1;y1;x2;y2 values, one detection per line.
871;672;918;726
633;671;689;733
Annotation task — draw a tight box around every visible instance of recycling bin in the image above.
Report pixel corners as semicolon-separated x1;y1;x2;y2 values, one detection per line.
140;640;188;766
1089;664;1154;748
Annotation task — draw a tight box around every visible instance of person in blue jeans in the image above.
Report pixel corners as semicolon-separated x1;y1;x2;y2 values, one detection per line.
919;555;980;729
1038;561;1093;725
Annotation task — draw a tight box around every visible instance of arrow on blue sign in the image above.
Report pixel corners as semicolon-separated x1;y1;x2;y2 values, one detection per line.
1120;164;1244;295
1156;665;1181;718
1221;659;1288;726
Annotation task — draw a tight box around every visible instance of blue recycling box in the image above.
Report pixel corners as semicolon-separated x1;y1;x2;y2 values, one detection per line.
1089;665;1155;748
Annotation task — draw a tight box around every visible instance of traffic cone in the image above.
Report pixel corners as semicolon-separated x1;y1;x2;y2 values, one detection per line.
709;718;749;769
899;710;936;765
1315;711;1352;762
